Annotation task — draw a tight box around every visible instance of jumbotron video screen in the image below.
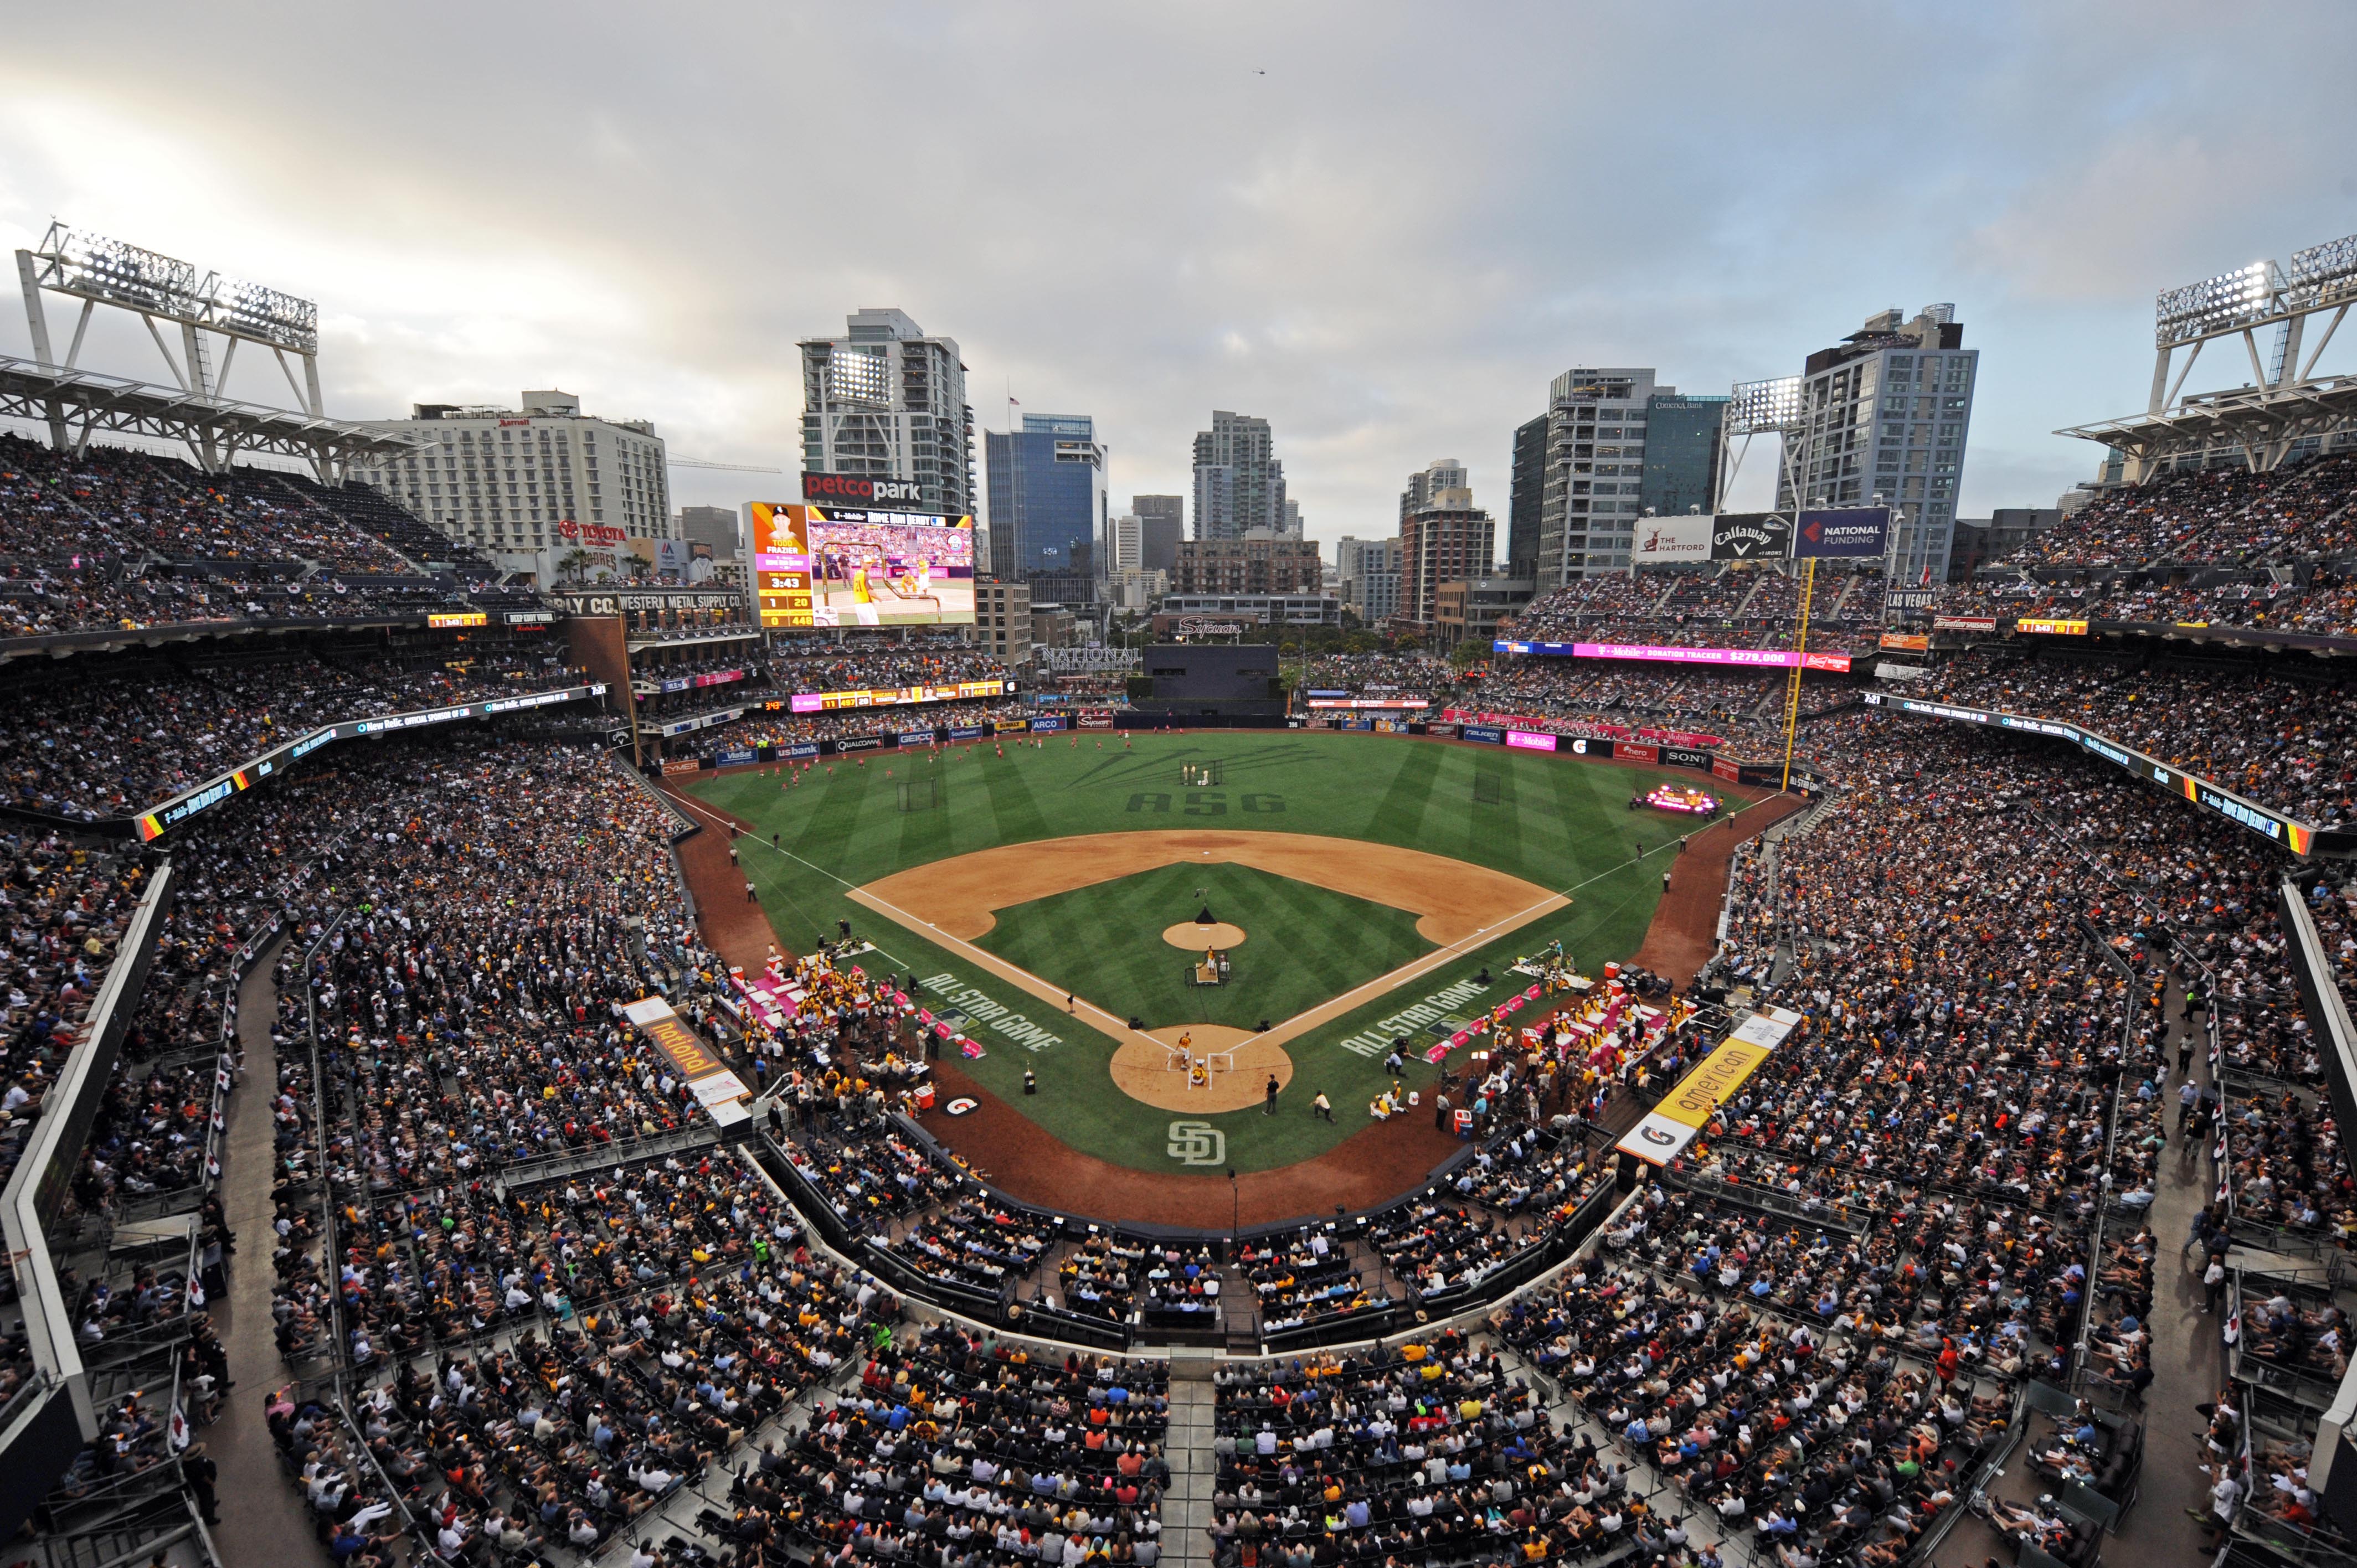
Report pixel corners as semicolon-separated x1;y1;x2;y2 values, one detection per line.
750;502;976;628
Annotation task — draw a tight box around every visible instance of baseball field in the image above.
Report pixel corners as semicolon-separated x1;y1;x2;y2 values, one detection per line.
682;729;1772;1196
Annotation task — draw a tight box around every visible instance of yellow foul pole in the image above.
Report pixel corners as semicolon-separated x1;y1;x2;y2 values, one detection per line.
1778;556;1814;792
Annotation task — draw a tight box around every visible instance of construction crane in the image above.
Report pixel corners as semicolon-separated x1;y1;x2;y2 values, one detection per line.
666;456;783;474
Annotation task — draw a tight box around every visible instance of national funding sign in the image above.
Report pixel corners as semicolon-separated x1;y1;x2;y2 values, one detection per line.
1616;1007;1803;1165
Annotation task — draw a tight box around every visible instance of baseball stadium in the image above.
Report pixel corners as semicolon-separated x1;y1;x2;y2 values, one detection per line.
1;60;2355;1568
670;728;1795;1216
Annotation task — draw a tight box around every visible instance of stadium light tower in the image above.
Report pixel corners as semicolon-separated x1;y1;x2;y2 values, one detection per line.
1720;375;1805;509
16;221;324;441
2147;233;2357;414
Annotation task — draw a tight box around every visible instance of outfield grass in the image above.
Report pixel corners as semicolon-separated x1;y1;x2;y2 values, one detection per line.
975;862;1433;1033
689;729;1720;1174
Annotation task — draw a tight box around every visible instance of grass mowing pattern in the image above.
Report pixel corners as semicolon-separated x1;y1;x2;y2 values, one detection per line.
689;730;1704;1174
973;863;1432;1033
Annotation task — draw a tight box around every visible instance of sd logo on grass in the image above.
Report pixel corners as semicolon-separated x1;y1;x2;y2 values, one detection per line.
1166;1120;1224;1166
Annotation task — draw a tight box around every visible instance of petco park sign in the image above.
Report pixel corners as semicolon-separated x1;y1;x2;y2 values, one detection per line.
802;472;925;506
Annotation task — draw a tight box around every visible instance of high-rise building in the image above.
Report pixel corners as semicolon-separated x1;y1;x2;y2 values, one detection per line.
1778;306;1978;584
351;389;670;573
677;504;741;560
1333;535;1402;623
985;412;1107;589
1132;495;1183;572
1522;368;1722;585
1282;499;1305;539
1111;514;1143;571
974;579;1032;662
1507;415;1547;581
1171;537;1323;596
1398;459;1494;631
797;307;975;517
1190;411;1286;539
1639;395;1728;520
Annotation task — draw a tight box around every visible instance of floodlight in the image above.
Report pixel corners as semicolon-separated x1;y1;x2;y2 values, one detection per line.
1726;376;1803;434
827;348;891;406
2155;260;2283;347
2287;233;2357;310
217;275;320;354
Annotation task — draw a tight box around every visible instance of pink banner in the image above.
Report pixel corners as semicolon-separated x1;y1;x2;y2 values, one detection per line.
1572;641;1852;673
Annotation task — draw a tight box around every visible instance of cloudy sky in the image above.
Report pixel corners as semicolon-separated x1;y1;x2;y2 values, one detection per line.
3;2;2353;546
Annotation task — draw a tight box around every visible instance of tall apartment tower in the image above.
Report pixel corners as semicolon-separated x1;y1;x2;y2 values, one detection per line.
1507;414;1548;581
1334;534;1403;623
1517;369;1727;585
985;412;1108;585
1131;495;1184;572
1397;458;1494;631
1778;305;1978;584
797;308;975;517
1190;410;1286;540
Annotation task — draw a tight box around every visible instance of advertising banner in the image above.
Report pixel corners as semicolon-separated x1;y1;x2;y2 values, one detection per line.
622;997;748;1122
1879;632;1931;651
1884;589;1938;611
1614;741;1659;764
1712;756;1742;783
897;729;938;747
1504;729;1557;751
1461;725;1505;745
1077;713;1116;729
1629;514;1713;564
714;749;757;767
661;757;703;776
1553;642;1856;674
1662;746;1712;770
1424;723;1457;738
1933;616;1999;632
946;725;986;741
1029;715;1066;732
1614;1007;1800;1165
1711;511;1793;561
1793;507;1890;559
788;678;1010;714
1307;697;1432;710
784;742;821;759
993;719;1029;734
833;735;885;752
428;611;488;628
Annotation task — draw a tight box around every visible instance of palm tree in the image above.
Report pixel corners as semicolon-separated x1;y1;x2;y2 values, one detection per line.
557;548;596;582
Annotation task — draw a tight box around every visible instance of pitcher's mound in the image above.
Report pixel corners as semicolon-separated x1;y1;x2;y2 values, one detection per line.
1110;1026;1291;1112
1162;921;1246;949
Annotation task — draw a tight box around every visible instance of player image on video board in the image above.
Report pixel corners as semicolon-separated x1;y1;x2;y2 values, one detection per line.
805;510;975;627
749;503;976;629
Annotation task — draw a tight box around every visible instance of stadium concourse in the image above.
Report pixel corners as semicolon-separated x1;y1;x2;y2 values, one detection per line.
0;433;2350;1568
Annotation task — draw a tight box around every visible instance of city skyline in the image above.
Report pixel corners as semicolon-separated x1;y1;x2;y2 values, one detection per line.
0;3;2352;548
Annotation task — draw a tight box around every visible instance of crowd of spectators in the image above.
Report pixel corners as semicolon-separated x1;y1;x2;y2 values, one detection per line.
1208;1333;1583;1568
766;636;1011;693
0;435;512;639
1917;652;2357;824
0;648;586;819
